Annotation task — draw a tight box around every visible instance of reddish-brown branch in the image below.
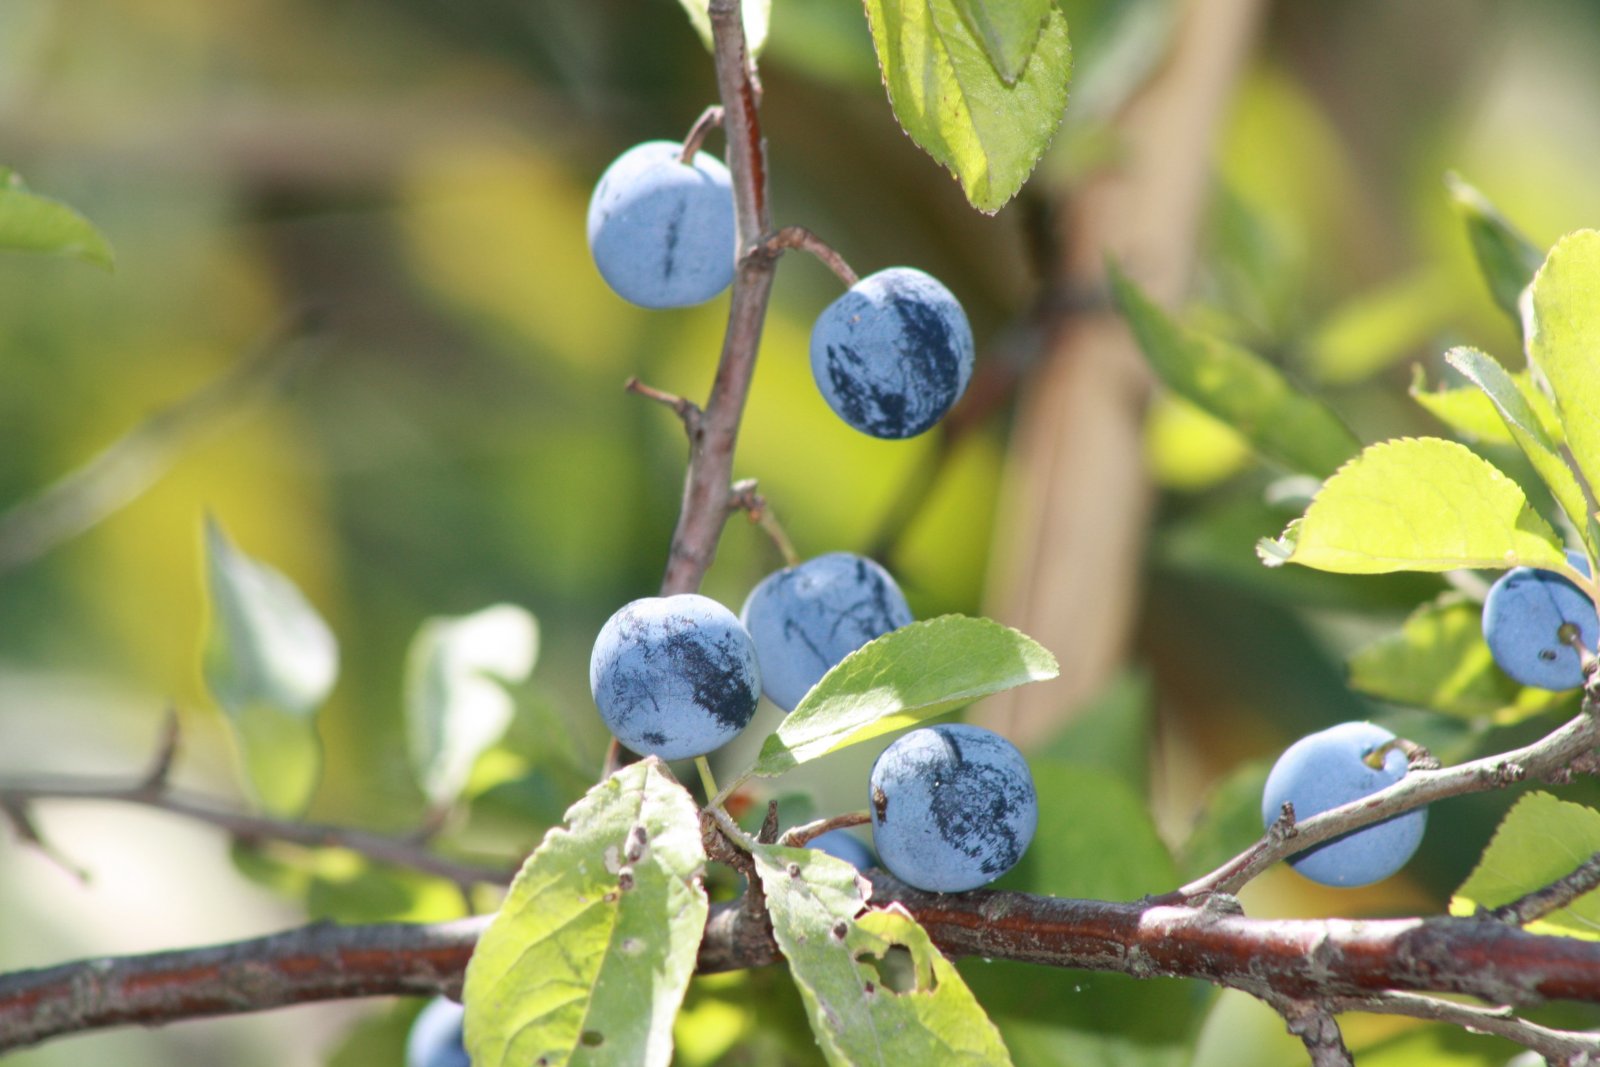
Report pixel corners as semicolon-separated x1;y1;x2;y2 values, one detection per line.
12;876;1600;1053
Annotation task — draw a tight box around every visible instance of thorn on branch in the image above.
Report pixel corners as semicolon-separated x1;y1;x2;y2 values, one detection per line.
0;797;89;883
1272;998;1352;1067
680;105;726;164
624;377;703;438
753;226;858;288
139;707;183;794
779;810;871;848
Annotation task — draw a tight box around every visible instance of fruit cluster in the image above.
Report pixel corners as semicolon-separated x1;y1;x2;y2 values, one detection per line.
587;139;974;440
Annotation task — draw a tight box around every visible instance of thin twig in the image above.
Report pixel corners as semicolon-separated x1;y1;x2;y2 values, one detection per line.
624;376;702;436
729;478;800;566
1271;998;1353;1067
679;104;725;164
1490;850;1600;927
755;225;858;288
778;810;870;848
1327;992;1600;1064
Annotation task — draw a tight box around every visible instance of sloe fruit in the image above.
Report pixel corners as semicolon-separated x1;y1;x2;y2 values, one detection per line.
740;552;913;711
1260;721;1426;888
1483;550;1598;691
406;997;469;1067
809;267;975;439
808;828;876;871
586;140;735;309
589;594;761;760
869;723;1036;893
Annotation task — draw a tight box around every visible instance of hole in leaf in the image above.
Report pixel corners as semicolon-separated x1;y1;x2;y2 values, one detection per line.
854;944;920;994
580;1030;605;1047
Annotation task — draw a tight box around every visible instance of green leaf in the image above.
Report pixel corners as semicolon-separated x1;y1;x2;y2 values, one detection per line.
751;845;1013;1065
1446;172;1543;324
1527;230;1600;507
862;0;1071;213
1445;346;1598;557
748;615;1058;778
1110;264;1360;478
464;759;707;1067
1029;671;1152;795
674;0;770;55
1348;594;1572;724
951;0;1052;83
1450;792;1600;939
405;603;539;809
203;517;337;815
0;168;113;269
1257;437;1568;574
1409;364;1563;447
1301;270;1458;386
1178;759;1270;880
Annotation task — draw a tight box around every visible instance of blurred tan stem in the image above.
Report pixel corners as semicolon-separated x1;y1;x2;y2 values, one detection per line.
977;0;1266;745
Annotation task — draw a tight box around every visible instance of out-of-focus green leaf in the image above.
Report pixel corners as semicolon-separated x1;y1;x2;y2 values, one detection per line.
405;603;538;809
752;844;1013;1065
675;0;770;55
1447;172;1544;324
1111;265;1360;478
203;517;337;815
1178;760;1271;880
1257;438;1567;574
1301;269;1458;385
1409;364;1562;447
1030;672;1153;796
0;167;113;269
862;0;1071;213
951;0;1051;83
1446;346;1597;557
748;616;1058;778
1348;594;1572;724
1143;393;1254;492
1450;792;1600;939
464;759;706;1067
1527;230;1600;504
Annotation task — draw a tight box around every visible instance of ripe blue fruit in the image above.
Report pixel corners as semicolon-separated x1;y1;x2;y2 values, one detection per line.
808;828;876;871
1483;551;1597;691
869;724;1037;893
586;140;736;309
589;594;761;760
406;997;469;1067
1260;721;1426;888
809;267;975;439
740;552;913;711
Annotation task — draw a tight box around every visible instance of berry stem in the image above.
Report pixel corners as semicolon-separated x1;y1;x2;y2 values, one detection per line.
679;105;726;164
778;810;870;847
757;225;859;288
694;756;721;803
729;478;801;566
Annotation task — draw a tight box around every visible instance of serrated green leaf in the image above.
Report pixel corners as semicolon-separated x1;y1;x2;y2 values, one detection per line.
203;517;337;815
0;168;113;269
748;615;1058;778
1449;792;1600;939
752;845;1013;1065
1446;346;1598;558
1528;230;1600;510
1348;594;1572;724
464;759;706;1067
1446;172;1543;324
674;0;770;55
405;603;538;809
951;0;1051;83
1257;437;1567;574
863;0;1071;213
1409;364;1563;447
1110;264;1360;478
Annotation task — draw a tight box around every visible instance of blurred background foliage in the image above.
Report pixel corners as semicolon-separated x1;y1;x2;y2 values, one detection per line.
6;0;1600;1063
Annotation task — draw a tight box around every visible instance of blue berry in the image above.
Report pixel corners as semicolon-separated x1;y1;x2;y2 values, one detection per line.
808;829;876;871
809;267;975;439
740;552;913;711
1260;722;1426;888
589;594;761;760
1483;551;1597;690
586;140;735;309
407;997;469;1067
869;724;1036;893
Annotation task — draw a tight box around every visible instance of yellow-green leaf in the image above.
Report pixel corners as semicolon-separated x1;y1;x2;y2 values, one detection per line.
1111;264;1360;478
1450;792;1600;939
0;167;113;269
1409;364;1563;447
464;759;706;1067
1258;437;1567;574
863;0;1071;213
748;615;1058;778
1527;230;1600;503
752;845;1013;1065
951;0;1051;83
